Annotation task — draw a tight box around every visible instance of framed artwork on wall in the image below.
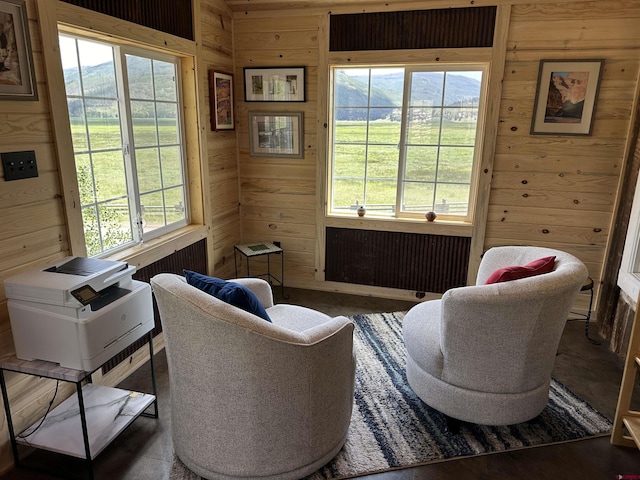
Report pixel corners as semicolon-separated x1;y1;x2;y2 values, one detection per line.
244;66;305;102
530;59;604;136
209;70;234;130
249;111;304;158
0;0;37;100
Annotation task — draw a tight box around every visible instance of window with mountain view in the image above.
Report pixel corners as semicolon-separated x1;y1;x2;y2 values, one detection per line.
330;66;486;220
59;34;188;256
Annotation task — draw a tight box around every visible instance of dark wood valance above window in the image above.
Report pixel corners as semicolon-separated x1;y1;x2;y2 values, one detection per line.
60;0;194;40
329;6;497;51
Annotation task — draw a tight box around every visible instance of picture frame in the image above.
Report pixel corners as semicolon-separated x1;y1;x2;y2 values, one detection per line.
209;70;234;131
244;67;305;102
0;0;37;101
530;59;604;136
249;111;304;158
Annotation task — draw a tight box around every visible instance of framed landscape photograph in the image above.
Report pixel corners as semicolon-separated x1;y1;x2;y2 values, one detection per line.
0;0;37;100
531;59;604;136
249;111;304;158
209;70;234;130
244;67;305;102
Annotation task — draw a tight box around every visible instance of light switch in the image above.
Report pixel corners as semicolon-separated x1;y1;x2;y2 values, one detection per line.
1;150;38;181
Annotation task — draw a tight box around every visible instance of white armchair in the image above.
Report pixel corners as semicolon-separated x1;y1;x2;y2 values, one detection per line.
150;273;355;480
402;246;588;426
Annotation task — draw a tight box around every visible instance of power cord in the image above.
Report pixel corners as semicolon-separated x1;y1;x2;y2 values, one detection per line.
17;380;60;438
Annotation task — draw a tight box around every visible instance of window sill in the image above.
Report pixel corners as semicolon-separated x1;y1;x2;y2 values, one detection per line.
325;214;472;237
104;224;208;270
617;270;640;307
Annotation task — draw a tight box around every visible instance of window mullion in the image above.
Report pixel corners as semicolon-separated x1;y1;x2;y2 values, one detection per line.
396;68;411;217
433;72;447;213
115;49;143;243
363;70;372;207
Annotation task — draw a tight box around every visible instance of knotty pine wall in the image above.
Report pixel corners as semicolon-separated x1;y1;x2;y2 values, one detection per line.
0;0;639;473
486;1;640;318
232;0;640;316
0;0;71;469
0;0;238;472
234;14;322;285
199;0;242;277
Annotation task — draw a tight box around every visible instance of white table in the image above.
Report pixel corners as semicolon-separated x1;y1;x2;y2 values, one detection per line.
0;331;158;479
234;241;286;298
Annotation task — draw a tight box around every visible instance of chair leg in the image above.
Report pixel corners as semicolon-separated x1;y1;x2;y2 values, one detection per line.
445;415;462;434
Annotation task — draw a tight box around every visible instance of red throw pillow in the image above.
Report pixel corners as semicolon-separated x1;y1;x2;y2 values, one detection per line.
485;255;556;285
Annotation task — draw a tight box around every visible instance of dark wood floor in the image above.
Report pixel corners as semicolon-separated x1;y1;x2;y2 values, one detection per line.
1;288;639;479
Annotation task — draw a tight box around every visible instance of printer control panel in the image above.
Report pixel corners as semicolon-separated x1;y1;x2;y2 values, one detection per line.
70;285;100;305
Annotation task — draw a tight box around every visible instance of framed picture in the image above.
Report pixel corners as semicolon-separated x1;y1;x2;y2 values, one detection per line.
531;59;604;136
244;67;305;102
0;0;37;100
249;111;304;158
209;70;234;131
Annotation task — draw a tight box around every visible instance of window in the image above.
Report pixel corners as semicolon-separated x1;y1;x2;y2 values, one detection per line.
329;65;486;220
618;173;640;303
59;34;188;256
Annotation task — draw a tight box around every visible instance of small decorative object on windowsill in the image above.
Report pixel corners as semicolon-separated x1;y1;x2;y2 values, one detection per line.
357;205;366;217
425;211;437;222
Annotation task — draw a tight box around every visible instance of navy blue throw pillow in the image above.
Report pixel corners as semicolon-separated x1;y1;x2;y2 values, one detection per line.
183;270;272;322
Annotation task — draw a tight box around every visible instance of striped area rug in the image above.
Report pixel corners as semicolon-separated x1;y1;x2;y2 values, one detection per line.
171;311;612;480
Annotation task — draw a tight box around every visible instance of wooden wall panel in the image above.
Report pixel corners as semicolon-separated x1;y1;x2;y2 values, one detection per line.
325;228;471;293
0;0;237;473
486;0;640;320
59;0;194;40
329;7;496;51
234;14;322;286
0;0;638;470
0;0;72;471
200;0;240;279
234;0;640;301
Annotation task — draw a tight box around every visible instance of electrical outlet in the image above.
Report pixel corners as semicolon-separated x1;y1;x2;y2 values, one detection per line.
2;150;38;181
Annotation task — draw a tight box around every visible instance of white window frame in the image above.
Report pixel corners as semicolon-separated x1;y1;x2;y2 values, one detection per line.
59;33;190;257
618;173;640;303
327;63;489;223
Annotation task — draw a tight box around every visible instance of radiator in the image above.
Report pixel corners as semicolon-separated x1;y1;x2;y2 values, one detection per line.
325;228;470;294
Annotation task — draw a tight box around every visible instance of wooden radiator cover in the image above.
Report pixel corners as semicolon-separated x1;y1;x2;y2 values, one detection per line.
102;238;207;374
325;227;470;294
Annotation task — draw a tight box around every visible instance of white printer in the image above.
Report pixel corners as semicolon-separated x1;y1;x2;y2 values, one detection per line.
4;257;154;371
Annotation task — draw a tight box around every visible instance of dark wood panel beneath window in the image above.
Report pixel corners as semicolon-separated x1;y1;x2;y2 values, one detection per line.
329;6;496;51
59;0;194;40
102;239;207;374
325;227;470;294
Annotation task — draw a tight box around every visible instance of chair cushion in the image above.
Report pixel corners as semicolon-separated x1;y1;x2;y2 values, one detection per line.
183;270;272;322
484;255;556;284
267;304;332;332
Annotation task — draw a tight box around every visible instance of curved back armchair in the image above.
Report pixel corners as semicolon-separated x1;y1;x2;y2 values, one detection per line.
151;273;355;480
402;246;588;426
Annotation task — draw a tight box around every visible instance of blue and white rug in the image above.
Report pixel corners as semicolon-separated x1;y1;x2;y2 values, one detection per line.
171;311;612;480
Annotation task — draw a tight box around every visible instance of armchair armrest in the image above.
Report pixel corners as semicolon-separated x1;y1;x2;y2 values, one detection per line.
231;278;274;308
297;316;354;344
